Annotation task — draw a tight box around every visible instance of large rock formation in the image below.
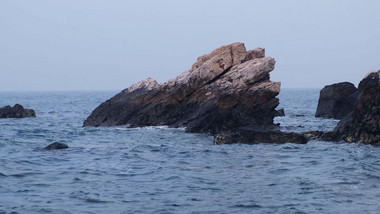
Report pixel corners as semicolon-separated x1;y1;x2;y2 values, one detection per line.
323;70;380;145
315;82;358;119
0;104;36;118
84;43;280;134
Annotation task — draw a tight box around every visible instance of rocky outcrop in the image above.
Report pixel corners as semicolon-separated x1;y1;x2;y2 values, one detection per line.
0;104;36;118
84;43;280;134
44;142;69;150
315;82;358;119
323;70;380;145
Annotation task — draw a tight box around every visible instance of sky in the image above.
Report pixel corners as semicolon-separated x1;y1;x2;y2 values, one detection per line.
1;0;379;91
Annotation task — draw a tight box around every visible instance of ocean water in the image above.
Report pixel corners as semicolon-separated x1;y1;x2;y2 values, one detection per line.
1;89;380;214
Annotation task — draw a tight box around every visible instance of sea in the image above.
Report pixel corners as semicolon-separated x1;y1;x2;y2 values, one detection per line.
1;89;380;214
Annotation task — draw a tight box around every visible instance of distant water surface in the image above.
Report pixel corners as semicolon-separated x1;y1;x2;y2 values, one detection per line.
0;89;379;213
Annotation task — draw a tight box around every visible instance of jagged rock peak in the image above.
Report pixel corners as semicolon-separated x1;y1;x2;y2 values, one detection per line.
191;42;248;70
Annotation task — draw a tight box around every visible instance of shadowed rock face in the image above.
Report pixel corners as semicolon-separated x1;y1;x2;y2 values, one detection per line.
83;43;280;134
0;104;36;118
324;70;380;145
315;82;358;119
274;108;285;117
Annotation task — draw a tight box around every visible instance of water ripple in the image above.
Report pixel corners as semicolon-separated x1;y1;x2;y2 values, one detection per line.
1;90;380;213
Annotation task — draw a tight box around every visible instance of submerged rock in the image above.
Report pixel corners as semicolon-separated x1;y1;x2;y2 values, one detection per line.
0;104;36;118
84;42;280;134
315;82;358;119
44;142;69;150
325;70;380;145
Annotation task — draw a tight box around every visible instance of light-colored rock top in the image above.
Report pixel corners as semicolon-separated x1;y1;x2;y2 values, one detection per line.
191;42;247;70
225;57;275;87
163;43;267;91
124;43;275;100
127;77;160;92
200;56;277;95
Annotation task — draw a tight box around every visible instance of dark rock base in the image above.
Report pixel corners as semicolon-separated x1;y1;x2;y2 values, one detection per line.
214;129;308;145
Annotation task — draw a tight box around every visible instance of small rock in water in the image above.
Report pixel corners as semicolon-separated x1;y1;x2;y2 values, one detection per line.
213;134;232;145
44;142;69;150
0;104;36;118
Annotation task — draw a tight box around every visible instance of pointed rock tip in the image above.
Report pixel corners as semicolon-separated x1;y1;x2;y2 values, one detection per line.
243;48;265;62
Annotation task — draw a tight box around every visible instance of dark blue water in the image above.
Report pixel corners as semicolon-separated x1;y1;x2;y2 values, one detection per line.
1;89;380;213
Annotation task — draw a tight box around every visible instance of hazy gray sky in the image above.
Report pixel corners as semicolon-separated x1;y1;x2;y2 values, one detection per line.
1;0;379;91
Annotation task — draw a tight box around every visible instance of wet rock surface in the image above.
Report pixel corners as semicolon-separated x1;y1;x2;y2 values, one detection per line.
315;82;358;119
214;128;308;145
0;104;36;118
84;43;280;134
